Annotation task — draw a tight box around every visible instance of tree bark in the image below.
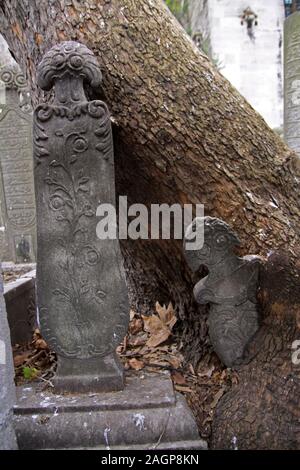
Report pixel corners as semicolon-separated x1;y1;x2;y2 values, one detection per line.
0;0;299;448
211;253;300;449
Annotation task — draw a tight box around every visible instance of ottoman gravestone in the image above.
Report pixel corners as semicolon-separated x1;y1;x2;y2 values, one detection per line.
0;269;18;449
184;217;260;367
0;64;36;262
284;11;300;156
33;41;129;392
13;42;206;450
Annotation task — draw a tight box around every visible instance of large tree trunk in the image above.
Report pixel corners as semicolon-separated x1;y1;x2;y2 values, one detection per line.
0;0;299;448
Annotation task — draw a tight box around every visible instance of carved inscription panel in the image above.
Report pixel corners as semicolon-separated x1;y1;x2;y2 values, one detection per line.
0;66;36;262
0;109;36;261
34;102;129;359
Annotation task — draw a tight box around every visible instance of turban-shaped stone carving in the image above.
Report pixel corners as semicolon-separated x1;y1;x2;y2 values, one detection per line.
184;217;260;367
37;41;102;91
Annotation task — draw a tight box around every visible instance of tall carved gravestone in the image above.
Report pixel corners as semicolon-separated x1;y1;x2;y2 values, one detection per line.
33;42;129;392
0;65;36;262
284;11;300;156
13;42;205;450
0;270;17;449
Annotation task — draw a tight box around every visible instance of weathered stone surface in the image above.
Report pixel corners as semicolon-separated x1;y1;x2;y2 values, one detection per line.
0;64;36;262
14;371;206;450
0;269;18;449
1;261;35;274
184;217;260;367
4;269;37;345
34;42;129;392
284;11;300;156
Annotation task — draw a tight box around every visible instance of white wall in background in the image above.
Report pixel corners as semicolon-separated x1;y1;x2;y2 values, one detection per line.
209;0;284;129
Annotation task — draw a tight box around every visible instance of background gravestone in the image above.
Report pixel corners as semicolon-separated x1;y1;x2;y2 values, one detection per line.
0;64;36;262
34;42;129;392
0;34;15;66
284;11;300;156
0;269;17;449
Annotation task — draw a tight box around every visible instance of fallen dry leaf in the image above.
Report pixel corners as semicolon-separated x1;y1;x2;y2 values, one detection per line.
130;310;136;321
210;388;226;409
155;302;177;330
14;352;32;367
129;318;143;335
171;371;187;385
121;348;143;358
174;385;193;393
220;370;227;380
168;355;183;369
142;303;177;349
231;372;239;385
146;328;171;348
154;345;170;352
198;365;215;378
128;358;144;370
168;316;177;331
33;328;42;340
128;333;148;347
142;314;164;335
34;339;48;350
141;312;171;348
147;359;170;367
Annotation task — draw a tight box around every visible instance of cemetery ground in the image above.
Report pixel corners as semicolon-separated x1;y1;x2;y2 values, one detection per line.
9;293;235;445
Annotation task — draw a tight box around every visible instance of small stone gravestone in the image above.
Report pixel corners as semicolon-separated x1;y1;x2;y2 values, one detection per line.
33;42;129;392
284;11;300;156
0;64;36;262
0;269;18;449
184;217;260;367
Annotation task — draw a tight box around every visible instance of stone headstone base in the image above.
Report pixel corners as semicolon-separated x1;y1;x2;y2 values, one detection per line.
54;353;124;393
0;410;18;450
4;268;37;346
14;371;206;450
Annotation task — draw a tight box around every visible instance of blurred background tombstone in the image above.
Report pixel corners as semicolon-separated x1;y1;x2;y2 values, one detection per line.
284;9;300;156
0;35;36;263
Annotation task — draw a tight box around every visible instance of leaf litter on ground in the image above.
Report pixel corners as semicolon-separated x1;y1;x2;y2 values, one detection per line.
12;300;238;441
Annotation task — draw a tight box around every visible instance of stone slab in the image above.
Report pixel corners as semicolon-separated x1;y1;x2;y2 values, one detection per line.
14;371;207;450
4;269;37;345
1;262;36;274
0;270;18;449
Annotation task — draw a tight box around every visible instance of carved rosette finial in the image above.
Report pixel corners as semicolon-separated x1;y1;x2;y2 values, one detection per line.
184;216;260;367
37;41;102;91
0;65;28;91
184;216;241;272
